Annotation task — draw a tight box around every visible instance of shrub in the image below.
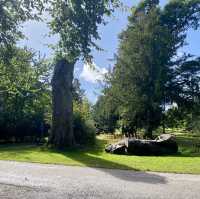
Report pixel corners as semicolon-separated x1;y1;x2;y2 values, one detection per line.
73;99;96;146
73;111;96;145
0;112;50;143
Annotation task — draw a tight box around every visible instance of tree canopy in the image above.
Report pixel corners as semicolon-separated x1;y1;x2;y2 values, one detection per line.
0;0;46;46
49;0;120;61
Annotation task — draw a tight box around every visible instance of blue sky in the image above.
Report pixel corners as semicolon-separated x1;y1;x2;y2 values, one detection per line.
19;0;200;103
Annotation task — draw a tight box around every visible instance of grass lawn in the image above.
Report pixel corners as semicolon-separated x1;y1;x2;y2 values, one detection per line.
0;133;200;174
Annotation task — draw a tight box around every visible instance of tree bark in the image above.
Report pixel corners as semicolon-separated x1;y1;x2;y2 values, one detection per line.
50;58;75;149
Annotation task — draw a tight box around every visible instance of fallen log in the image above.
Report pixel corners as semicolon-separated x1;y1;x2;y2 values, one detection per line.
105;134;178;156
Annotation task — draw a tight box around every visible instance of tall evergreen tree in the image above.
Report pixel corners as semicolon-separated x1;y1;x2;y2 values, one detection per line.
107;0;200;138
110;1;166;138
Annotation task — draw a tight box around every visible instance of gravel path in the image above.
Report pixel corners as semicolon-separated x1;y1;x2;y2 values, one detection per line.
0;160;199;199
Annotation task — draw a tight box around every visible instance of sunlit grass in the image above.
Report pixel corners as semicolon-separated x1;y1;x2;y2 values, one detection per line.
0;133;200;174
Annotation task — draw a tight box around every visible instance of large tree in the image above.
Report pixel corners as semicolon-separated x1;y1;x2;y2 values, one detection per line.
109;0;168;138
48;0;120;148
106;0;200;138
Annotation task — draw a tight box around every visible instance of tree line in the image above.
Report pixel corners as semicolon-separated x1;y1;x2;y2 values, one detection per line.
93;0;200;138
0;0;200;148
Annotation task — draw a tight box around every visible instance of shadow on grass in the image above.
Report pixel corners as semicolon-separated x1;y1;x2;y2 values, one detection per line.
3;137;200;182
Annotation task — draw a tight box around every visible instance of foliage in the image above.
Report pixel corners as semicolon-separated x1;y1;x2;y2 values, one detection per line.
192;116;200;135
93;94;119;134
165;107;186;129
72;78;85;104
74;98;96;145
0;0;46;46
0;47;51;142
49;0;120;61
97;0;200;138
106;1;167;137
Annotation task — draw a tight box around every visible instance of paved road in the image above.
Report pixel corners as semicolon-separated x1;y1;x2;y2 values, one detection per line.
0;160;199;199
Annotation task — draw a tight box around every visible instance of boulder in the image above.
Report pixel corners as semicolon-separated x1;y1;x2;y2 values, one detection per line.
105;139;127;155
105;134;178;156
105;144;127;154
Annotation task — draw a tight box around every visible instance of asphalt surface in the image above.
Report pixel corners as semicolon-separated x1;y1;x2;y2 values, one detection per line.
0;160;200;199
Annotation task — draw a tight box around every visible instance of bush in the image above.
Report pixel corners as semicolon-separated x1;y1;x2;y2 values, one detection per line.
73;98;96;146
0;112;50;143
73;111;96;145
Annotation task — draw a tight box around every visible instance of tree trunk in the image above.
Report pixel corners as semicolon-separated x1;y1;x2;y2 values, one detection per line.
50;58;75;149
144;110;153;139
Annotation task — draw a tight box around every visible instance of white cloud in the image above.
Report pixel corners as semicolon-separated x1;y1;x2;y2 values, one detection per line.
80;62;108;84
177;51;184;57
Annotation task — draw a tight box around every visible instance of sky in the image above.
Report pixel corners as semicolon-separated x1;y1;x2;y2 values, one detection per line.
19;0;200;104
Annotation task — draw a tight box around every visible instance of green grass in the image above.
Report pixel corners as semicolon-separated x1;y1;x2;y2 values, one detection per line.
0;133;200;174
